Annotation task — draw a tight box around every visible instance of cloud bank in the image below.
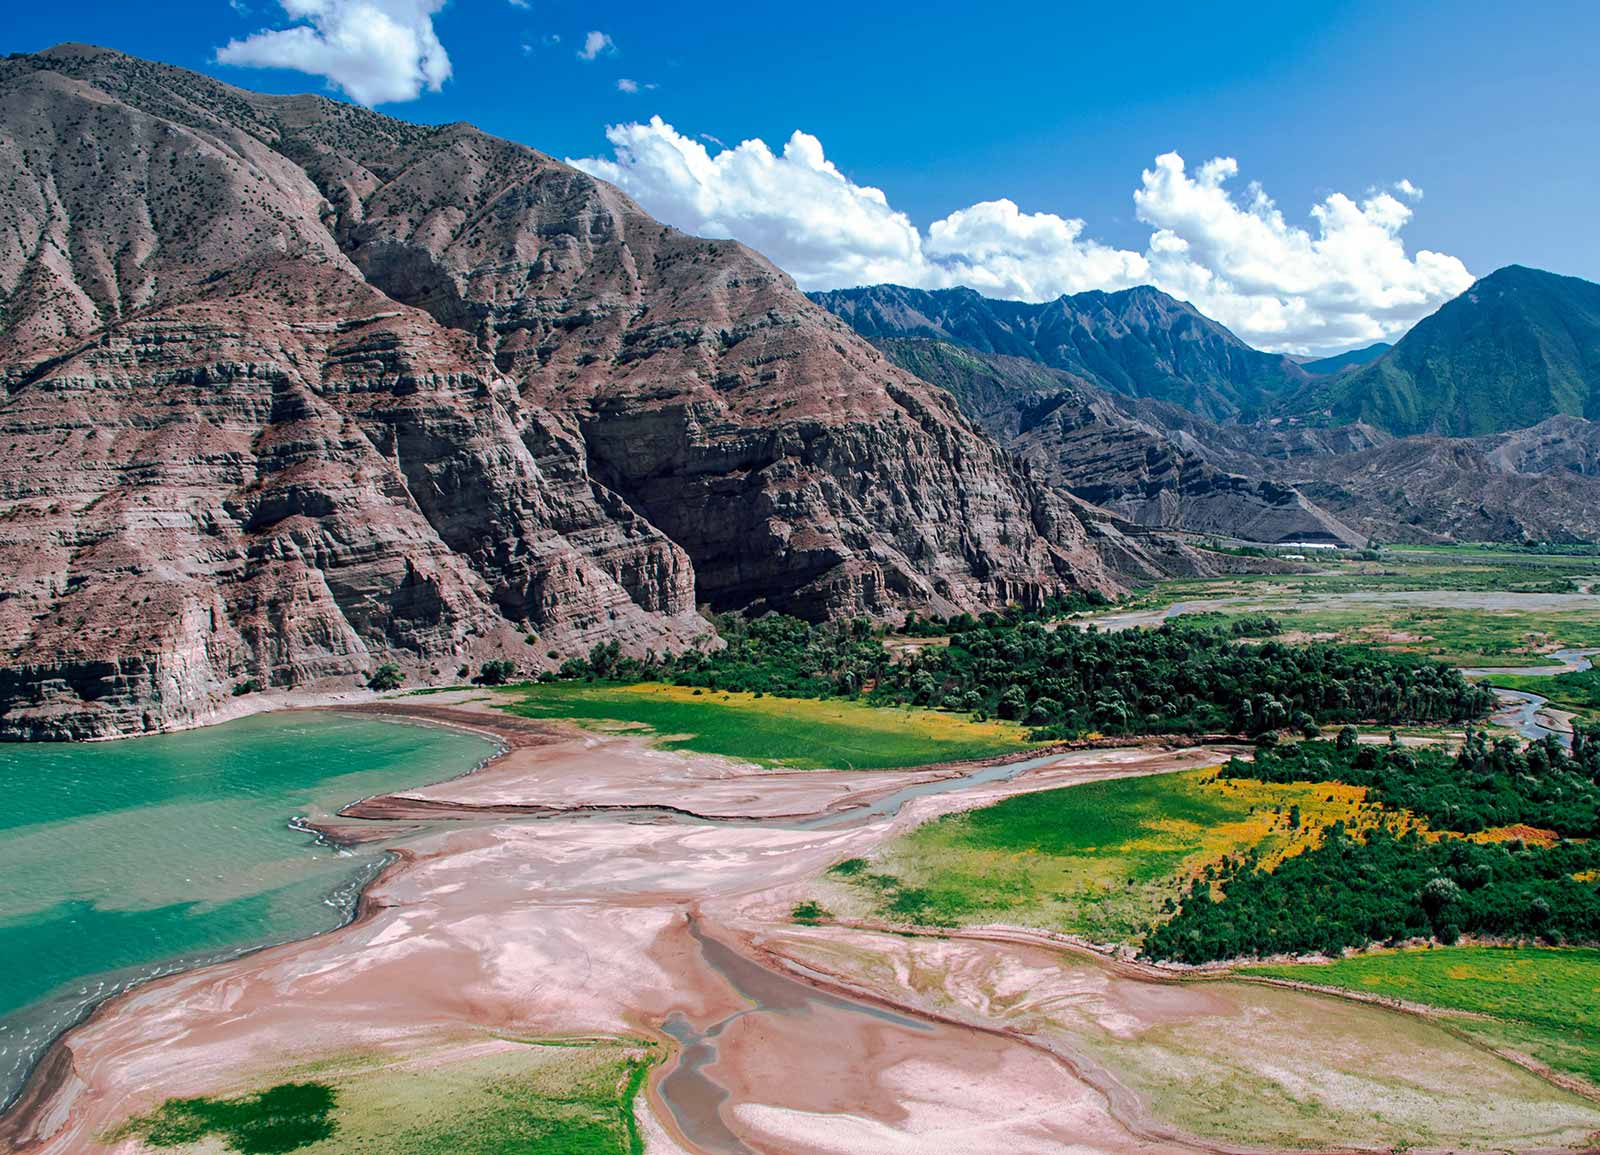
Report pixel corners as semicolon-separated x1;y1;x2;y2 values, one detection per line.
217;0;450;106
571;118;1471;352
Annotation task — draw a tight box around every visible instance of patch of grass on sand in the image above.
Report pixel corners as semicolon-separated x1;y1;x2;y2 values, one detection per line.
832;769;1380;944
115;1083;336;1153
1491;668;1600;721
1249;946;1600;1087
500;681;1036;769
117;1039;652;1155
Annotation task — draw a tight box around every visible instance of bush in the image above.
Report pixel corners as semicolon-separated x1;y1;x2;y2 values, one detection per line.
368;663;404;691
478;659;517;686
790;900;831;924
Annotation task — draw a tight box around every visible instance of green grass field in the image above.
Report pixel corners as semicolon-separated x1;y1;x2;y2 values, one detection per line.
1491;668;1600;721
114;1038;652;1155
1176;603;1600;668
1249;946;1600;1087
499;681;1036;770
825;769;1373;943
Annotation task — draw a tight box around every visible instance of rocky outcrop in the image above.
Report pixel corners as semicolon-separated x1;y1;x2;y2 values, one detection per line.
0;45;1134;738
1286;416;1600;544
869;338;1363;546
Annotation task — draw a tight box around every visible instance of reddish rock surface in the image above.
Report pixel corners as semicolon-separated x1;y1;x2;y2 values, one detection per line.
0;46;1140;738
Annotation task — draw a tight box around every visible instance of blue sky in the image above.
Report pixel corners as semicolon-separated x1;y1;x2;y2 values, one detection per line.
6;1;1596;353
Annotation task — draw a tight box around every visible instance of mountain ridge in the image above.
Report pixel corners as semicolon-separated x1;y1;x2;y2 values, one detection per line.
0;44;1186;738
1292;265;1600;436
809;282;1310;422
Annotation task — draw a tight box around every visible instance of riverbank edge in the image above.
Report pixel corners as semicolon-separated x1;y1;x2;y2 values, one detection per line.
0;710;511;1131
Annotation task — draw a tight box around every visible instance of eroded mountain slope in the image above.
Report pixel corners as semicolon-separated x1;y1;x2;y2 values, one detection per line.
0;45;1144;737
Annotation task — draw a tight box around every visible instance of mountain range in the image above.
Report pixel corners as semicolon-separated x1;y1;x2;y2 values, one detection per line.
808;283;1310;422
2;45;1598;738
814;265;1600;548
1300;265;1600;436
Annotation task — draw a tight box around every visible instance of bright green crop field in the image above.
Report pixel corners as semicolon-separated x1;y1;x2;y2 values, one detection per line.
499;681;1036;770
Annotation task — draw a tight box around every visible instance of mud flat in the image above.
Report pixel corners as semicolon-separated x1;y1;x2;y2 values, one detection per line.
3;696;1593;1154
749;926;1600;1153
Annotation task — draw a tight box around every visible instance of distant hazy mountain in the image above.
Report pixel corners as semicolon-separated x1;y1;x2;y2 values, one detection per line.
1300;266;1600;436
1299;342;1392;375
810;284;1309;421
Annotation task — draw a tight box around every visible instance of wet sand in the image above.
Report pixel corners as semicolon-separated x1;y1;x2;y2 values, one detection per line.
2;698;1591;1154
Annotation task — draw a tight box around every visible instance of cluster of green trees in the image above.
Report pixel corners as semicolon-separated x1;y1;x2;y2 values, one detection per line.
1223;730;1600;837
896;594;1109;638
1146;824;1600;963
545;613;1494;738
872;620;1491;737
1143;731;1600;962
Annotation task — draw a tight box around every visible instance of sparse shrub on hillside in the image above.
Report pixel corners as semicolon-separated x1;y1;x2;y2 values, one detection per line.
368;663;404;691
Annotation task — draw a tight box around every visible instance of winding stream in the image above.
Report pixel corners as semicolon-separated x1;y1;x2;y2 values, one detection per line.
1463;648;1599;746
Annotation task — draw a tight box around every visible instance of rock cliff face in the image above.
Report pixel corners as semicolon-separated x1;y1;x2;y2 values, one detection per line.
867;338;1363;546
1288;417;1600;544
0;46;1128;738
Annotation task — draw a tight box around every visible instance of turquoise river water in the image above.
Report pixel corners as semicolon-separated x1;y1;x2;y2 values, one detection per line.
0;710;496;1108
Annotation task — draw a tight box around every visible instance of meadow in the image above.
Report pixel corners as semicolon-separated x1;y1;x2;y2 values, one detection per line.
500;681;1036;770
1249;946;1600;1086
112;1038;652;1155
824;768;1381;944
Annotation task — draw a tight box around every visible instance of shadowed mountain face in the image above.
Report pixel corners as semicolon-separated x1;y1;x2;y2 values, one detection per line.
1296;266;1600;437
0;45;1164;738
1288;416;1600;544
809;283;1310;422
873;339;1364;547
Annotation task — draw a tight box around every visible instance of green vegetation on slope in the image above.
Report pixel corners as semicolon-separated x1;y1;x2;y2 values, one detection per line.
1307;264;1600;436
502;682;1035;769
116;1039;652;1155
1251;946;1600;1086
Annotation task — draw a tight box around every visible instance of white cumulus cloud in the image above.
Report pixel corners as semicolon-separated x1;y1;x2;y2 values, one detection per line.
1133;152;1470;349
578;30;614;60
217;0;450;106
569;119;1471;353
568;117;1143;303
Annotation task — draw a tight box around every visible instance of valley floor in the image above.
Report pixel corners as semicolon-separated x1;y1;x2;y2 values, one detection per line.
4;694;1596;1155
